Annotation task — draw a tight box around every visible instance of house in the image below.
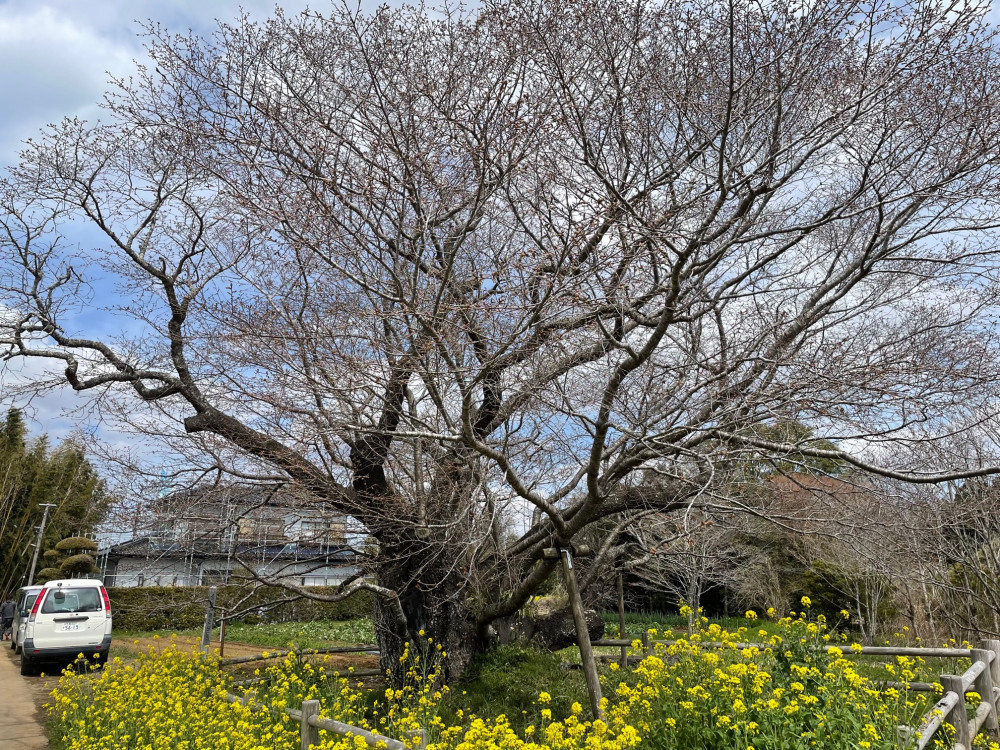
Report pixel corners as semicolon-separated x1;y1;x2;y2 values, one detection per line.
97;484;362;588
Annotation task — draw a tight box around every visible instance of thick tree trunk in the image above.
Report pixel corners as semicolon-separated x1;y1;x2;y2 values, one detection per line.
372;538;485;686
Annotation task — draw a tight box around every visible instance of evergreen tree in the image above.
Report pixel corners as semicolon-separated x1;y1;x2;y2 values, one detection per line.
0;409;110;594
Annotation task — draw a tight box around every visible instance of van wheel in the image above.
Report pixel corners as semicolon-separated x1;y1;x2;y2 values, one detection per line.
19;656;34;676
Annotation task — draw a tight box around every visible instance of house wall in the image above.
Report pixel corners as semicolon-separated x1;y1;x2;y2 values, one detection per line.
104;556;358;589
107;557;197;588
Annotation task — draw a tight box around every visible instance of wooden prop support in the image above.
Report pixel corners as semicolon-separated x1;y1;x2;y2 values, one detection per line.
557;547;603;720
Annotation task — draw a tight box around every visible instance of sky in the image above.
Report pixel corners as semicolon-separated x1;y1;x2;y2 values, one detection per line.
0;0;326;167
0;0;369;443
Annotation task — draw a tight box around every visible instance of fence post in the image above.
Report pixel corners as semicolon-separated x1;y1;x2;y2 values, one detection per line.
640;631;651;656
986;639;1000;711
896;725;913;749
973;645;1000;739
200;586;217;653
406;729;429;750
943;674;972;749
301;700;320;750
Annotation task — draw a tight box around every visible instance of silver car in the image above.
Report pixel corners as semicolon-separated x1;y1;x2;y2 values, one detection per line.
10;586;42;654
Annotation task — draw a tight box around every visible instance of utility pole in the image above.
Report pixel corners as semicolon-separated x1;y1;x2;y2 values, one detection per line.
26;503;57;586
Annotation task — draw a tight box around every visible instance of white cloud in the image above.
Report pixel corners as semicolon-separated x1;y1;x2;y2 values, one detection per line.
0;0;326;167
0;5;136;166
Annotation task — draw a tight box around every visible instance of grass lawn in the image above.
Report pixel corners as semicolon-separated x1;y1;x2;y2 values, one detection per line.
114;611;974;726
440;645;590;729
601;611;786;639
118;617;376;651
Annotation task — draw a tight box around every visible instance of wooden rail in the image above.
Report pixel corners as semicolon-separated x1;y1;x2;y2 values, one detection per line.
225;691;416;750
592;637;974;659
215;634;1000;750
218;643;405;750
218;644;379;667
900;640;1000;750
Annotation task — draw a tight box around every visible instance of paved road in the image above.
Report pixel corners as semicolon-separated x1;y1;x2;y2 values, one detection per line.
0;646;49;748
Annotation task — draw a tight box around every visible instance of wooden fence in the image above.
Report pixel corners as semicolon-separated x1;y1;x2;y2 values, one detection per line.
223;690;423;750
593;635;1000;750
207;632;1000;750
219;643;383;686
218;643;380;667
219;643;417;750
898;640;1000;750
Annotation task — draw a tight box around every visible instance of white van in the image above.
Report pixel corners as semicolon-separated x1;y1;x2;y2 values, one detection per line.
10;585;43;654
20;579;112;676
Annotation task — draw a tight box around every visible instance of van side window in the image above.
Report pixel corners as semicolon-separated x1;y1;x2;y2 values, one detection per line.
21;593;37;616
40;588;101;614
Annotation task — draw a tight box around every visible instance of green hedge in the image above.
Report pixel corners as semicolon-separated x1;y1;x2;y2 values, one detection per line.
109;585;374;632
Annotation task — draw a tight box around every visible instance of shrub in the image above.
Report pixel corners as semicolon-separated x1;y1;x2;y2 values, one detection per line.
35;567;61;584
55;537;99;552
109;585;374;632
60;553;98;575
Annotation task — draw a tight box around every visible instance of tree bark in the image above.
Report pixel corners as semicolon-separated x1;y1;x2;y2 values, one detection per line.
372;537;483;686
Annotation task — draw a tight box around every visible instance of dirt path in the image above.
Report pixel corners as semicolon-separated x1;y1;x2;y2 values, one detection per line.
0;645;52;748
125;634;279;659
123;635;381;672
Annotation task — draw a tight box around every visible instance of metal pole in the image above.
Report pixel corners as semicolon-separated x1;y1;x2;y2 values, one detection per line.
26;503;57;586
200;586;218;653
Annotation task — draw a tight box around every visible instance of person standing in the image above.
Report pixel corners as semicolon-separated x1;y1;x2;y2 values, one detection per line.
0;597;16;640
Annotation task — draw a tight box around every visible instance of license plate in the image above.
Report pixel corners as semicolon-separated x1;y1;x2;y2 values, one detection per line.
58;624;80;632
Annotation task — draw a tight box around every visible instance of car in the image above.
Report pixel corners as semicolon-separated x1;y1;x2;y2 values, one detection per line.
10;585;43;654
20;579;112;676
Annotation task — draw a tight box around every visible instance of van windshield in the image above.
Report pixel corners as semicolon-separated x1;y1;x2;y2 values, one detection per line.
40;588;101;614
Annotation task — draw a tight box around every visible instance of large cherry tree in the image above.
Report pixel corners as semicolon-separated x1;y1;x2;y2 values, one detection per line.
5;0;1000;679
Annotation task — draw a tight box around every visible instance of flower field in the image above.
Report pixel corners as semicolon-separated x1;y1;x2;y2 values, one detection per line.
47;609;1000;750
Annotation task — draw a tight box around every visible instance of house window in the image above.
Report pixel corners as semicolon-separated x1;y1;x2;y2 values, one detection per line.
328;521;346;545
298;520;347;546
238;518;256;538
